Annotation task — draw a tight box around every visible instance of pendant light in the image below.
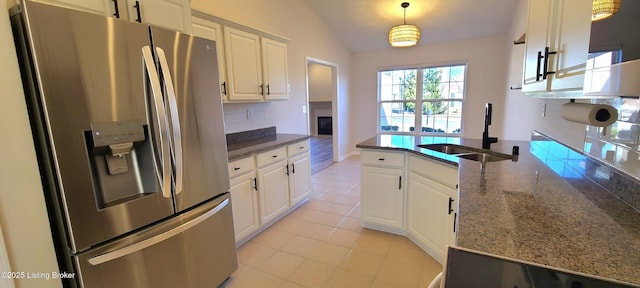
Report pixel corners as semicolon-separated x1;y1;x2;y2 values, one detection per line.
389;2;421;47
592;0;621;21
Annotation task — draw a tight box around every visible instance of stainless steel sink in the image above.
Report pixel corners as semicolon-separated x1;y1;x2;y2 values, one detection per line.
417;144;477;155
457;152;512;162
419;143;515;163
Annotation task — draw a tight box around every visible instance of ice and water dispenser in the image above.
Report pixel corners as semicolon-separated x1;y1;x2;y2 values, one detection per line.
85;121;157;208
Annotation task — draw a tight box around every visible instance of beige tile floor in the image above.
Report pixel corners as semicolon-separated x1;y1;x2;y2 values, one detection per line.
221;156;442;288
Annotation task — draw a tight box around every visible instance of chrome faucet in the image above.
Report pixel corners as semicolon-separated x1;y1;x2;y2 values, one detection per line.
482;103;498;149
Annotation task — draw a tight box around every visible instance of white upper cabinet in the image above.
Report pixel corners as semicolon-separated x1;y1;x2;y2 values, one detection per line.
261;38;289;100
522;0;592;95
31;0;192;33
191;16;227;101
223;26;290;102
189;12;289;102
30;0;118;16
224;27;264;101
126;0;192;33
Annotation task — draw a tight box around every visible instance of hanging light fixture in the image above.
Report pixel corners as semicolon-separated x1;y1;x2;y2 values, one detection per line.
592;0;621;21
389;2;421;47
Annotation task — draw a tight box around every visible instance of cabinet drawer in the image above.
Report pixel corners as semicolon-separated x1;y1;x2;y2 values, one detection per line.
287;139;310;156
256;146;287;167
408;155;458;189
361;150;405;168
228;156;255;179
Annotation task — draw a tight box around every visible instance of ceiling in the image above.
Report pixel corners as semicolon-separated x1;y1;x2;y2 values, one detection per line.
304;0;519;52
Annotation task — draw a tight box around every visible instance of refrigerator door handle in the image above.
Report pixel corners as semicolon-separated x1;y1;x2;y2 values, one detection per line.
142;46;172;198
155;47;183;195
87;198;229;265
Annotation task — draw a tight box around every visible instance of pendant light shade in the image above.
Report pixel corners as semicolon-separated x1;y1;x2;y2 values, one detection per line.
389;24;421;47
389;2;420;47
592;0;621;21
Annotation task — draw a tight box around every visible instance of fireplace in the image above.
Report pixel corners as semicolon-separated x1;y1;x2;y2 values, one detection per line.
317;116;332;135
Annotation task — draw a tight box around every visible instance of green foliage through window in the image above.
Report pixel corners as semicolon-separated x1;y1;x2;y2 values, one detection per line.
378;64;466;135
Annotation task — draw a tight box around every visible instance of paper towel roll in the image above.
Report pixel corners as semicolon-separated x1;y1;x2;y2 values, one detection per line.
560;102;618;127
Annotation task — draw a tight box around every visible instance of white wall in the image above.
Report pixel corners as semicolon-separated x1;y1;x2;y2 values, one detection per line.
501;0;538;141
191;0;353;159
308;63;332;102
350;36;509;149
0;0;62;287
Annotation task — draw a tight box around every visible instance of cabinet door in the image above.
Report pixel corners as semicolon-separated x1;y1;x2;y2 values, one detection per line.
407;172;456;262
224;27;263;101
261;38;288;100
257;161;290;224
191;16;228;102
126;0;192;33
522;0;553;92
288;153;311;206
31;0;116;16
361;166;404;230
230;172;259;243
523;0;591;94
548;0;591;91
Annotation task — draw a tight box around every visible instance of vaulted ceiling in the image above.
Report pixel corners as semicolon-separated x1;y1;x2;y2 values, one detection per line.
304;0;520;52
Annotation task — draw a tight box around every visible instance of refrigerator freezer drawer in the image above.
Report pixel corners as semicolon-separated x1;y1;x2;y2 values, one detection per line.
73;194;237;288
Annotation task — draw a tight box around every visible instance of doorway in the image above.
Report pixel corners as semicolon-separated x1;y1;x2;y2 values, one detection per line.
306;58;338;175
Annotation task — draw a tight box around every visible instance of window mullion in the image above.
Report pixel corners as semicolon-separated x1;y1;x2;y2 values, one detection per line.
414;69;423;135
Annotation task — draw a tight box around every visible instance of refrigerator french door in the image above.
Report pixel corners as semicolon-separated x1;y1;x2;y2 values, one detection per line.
11;1;236;287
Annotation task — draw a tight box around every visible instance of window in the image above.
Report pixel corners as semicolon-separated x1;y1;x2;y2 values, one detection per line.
378;64;466;135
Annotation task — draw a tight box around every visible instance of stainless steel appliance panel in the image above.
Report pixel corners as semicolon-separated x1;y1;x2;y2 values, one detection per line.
74;194;237;288
20;1;175;252
150;27;231;211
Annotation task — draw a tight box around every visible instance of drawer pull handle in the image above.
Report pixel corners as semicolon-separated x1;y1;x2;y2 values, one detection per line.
234;167;240;171
299;146;304;149
448;197;454;214
378;158;385;161
272;155;278;158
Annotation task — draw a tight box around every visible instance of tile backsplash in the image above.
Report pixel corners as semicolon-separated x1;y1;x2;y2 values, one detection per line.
533;131;640;212
223;102;276;134
586;98;640;180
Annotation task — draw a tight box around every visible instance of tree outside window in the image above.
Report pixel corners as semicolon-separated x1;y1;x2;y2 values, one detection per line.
378;64;466;135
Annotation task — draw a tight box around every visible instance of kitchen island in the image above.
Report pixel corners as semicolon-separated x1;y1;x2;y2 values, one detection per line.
356;133;640;285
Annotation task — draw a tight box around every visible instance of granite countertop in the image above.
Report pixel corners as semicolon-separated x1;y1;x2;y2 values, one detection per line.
356;134;640;285
227;133;309;161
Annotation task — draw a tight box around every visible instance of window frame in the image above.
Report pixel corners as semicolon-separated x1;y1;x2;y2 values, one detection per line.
377;63;468;136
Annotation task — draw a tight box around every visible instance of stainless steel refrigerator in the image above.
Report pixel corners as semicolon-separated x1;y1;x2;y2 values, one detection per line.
10;1;237;287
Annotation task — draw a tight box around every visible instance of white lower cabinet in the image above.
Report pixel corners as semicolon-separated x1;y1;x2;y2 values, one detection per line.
229;171;259;243
257;160;290;224
407;171;457;263
288;153;311;206
359;150;458;263
228;140;311;245
406;155;458;263
287;139;311;206
360;150;406;233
